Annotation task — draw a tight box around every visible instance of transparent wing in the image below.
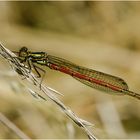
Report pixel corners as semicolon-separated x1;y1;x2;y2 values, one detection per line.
48;55;129;93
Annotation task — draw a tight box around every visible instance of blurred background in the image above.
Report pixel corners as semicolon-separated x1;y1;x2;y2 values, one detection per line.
0;1;140;139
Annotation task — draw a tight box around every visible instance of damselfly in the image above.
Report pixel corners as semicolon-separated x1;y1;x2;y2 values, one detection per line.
13;47;140;100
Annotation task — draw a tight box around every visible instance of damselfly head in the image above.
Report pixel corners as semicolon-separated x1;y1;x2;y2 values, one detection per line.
19;46;28;57
12;46;28;62
12;47;28;56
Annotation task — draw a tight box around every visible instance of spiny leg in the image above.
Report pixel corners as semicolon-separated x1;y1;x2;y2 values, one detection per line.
21;58;46;88
23;58;38;86
32;63;46;89
27;58;32;73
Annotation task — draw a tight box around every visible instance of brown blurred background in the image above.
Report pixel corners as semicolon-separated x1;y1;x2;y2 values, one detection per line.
0;1;140;139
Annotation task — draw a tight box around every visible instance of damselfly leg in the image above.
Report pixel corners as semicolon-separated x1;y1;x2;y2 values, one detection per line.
25;58;46;89
31;63;46;89
13;51;46;88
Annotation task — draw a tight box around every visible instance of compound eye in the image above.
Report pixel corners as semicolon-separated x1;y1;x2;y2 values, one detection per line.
20;46;28;52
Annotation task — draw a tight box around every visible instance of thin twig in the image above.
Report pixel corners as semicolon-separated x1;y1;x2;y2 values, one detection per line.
0;112;31;139
0;42;97;140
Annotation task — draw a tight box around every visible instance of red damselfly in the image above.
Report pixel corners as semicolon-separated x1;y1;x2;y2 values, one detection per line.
13;47;140;100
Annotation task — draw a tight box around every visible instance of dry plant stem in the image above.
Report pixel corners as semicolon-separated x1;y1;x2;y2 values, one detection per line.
0;112;31;139
0;43;97;140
